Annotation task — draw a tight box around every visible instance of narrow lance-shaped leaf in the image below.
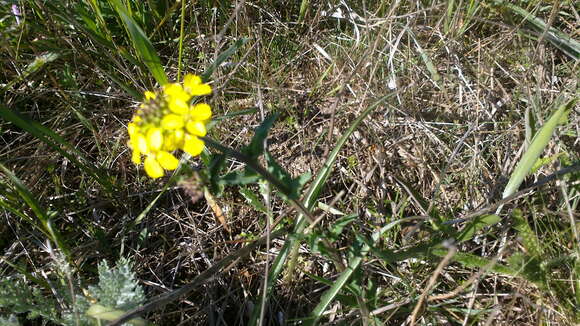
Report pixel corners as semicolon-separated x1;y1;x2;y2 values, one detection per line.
0;53;59;95
495;0;580;60
109;0;168;85
502;99;575;200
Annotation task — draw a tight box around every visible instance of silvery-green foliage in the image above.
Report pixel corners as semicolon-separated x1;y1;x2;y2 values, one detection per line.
0;276;62;323
0;257;145;325
85;257;146;311
0;314;20;326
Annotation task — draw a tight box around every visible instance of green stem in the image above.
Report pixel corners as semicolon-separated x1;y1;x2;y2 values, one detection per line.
201;136;317;223
177;0;186;80
202;137;346;271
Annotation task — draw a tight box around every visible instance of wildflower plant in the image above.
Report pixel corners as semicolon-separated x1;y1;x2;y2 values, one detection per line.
128;74;212;179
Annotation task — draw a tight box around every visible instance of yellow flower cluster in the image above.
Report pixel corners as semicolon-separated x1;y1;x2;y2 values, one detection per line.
128;74;212;179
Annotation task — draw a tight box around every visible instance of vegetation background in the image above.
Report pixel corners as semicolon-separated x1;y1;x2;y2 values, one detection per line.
0;0;578;325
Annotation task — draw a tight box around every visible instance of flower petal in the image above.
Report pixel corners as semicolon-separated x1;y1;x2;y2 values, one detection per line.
146;128;164;151
157;151;179;170
183;135;204;156
186;120;207;137
144;91;156;100
137;134;148;153
188;84;212;96
183;74;202;88
164;83;190;102
144;156;164;178
127;122;139;136
189;103;212;121
161;114;185;129
131;149;141;164
168;98;189;114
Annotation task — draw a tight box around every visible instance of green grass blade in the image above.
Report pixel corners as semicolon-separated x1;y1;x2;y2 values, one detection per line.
298;0;310;22
44;2;142;98
495;0;580;60
0;105;115;193
201;38;249;81
406;27;441;85
306;252;366;325
176;0;186;81
109;0;168;85
0;163;70;258
502;99;575;200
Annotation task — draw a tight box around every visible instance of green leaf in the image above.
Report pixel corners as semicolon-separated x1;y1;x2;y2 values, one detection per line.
512;209;543;257
242;114;278;159
265;151;310;200
530;153;565;174
408;28;441;85
298;0;310;22
239;187;268;214
306;239;367;325
305;222;398;325
329;214;358;241
502;99;575;200
432;249;518;277
221;170;260;186
109;0;167;85
86;305;147;326
456;214;500;243
494;0;580;60
1;53;59;95
206;154;226;196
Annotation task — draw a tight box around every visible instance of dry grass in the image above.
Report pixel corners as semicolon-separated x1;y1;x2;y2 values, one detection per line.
0;0;578;325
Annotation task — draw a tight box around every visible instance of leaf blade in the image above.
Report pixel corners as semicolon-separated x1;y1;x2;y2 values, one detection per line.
502;99;575;199
109;0;167;85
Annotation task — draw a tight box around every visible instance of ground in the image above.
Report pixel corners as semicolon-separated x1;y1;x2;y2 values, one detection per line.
0;1;579;325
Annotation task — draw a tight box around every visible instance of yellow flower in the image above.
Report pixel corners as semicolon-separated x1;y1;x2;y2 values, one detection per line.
131;148;141;164
127;122;139;136
163;129;185;152
136;134;148;154
183;74;202;89
128;74;213;179
164;83;190;103
144;91;156;100
168;98;189;114
146;128;163;151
